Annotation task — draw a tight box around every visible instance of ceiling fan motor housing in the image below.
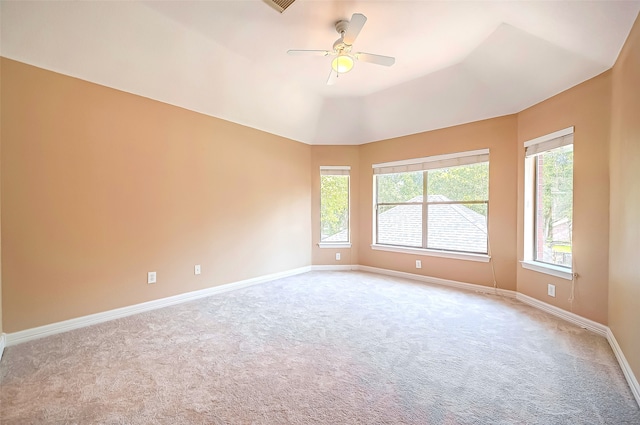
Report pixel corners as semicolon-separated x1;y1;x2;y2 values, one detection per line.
335;20;350;36
333;38;352;53
331;19;355;73
334;20;352;51
286;12;395;85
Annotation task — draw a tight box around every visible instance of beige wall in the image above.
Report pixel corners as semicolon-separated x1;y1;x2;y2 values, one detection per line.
516;71;612;324
0;52;2;336
311;146;359;266
1;58;311;333
0;0;3;339
609;14;640;383
356;116;519;290
2;13;638;370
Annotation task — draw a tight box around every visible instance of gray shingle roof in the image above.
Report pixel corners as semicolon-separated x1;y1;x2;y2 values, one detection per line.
322;231;350;242
324;195;488;253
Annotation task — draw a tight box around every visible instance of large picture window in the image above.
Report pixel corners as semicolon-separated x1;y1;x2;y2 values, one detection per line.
524;128;573;272
373;150;489;254
320;166;350;245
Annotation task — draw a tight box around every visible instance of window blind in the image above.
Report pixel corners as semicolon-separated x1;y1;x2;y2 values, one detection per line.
524;127;574;157
320;166;350;176
372;149;489;175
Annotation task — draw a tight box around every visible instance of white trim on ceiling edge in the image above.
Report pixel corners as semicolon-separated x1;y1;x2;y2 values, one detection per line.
5;266;312;347
2;264;638;408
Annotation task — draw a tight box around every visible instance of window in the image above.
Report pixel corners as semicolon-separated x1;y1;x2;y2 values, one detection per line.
372;150;489;255
320;166;350;246
523;127;573;277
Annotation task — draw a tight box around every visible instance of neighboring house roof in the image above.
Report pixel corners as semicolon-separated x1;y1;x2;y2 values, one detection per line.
323;231;350;242
324;195;487;253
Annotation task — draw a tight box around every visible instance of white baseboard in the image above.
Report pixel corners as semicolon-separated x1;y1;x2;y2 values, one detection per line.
310;265;358;271
357;265;517;298
515;293;608;337
607;328;640;407
5;265;311;347
0;333;6;360
4;264;638;409
353;265;638;407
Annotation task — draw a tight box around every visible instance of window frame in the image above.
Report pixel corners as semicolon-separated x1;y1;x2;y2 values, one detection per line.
522;127;574;280
319;166;351;248
371;149;490;261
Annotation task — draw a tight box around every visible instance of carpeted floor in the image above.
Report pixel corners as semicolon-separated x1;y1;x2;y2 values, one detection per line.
1;271;639;424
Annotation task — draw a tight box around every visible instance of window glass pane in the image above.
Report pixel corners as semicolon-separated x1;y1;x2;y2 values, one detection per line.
376;172;423;203
534;145;573;267
377;204;422;247
427;162;489;202
373;157;490;254
427;203;487;253
320;175;349;242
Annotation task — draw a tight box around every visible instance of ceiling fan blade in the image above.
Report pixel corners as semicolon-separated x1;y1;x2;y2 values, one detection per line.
343;13;367;45
327;69;338;85
287;49;331;56
354;52;395;66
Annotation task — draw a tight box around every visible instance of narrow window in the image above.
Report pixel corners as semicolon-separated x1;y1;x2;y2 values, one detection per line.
320;166;350;244
524;128;574;271
373;150;489;254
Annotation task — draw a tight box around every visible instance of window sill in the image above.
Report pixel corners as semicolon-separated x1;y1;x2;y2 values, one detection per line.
371;244;490;262
520;260;573;280
318;242;352;249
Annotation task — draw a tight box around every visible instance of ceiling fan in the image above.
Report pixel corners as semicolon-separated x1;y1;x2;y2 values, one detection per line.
287;13;396;85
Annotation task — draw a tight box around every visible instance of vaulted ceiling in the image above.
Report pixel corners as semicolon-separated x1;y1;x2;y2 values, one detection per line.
2;1;639;145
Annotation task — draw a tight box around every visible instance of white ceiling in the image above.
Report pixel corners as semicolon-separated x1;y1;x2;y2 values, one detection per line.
2;1;639;145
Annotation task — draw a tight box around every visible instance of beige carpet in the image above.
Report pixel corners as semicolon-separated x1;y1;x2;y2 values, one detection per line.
1;271;639;424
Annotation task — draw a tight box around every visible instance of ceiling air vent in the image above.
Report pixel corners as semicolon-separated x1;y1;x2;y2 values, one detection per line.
263;0;296;13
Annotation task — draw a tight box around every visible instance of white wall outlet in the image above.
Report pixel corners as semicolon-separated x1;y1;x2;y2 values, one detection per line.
548;283;556;297
416;260;422;269
147;271;157;284
335;253;341;261
194;265;201;275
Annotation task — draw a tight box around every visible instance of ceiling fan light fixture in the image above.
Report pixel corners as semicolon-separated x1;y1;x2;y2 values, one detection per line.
331;54;354;74
288;13;395;84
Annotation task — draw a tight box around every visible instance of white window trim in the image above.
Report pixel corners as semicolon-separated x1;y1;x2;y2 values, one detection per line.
523;127;574;277
371;244;490;263
320;165;351;245
372;149;489;175
520;260;573;280
318;242;352;249
371;148;490;256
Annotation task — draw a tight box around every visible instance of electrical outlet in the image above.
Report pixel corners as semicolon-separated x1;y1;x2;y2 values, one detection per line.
335;253;341;261
147;271;157;284
548;284;556;297
416;260;422;269
194;265;201;275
